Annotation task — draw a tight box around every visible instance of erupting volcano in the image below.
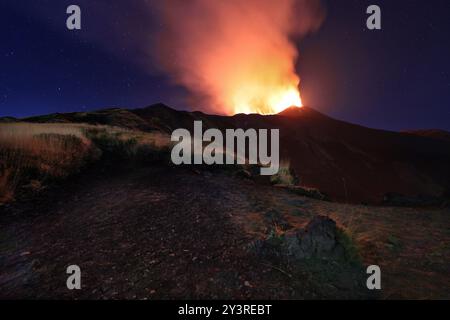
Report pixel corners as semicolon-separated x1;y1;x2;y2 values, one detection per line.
229;68;303;115
153;0;323;115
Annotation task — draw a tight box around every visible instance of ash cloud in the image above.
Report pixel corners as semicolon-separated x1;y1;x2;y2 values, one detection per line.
151;0;325;114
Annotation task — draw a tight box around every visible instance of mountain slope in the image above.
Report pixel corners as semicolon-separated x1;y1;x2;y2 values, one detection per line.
13;104;450;204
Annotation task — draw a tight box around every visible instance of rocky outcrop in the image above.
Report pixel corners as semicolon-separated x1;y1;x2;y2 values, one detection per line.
283;215;343;260
250;215;372;298
252;215;351;262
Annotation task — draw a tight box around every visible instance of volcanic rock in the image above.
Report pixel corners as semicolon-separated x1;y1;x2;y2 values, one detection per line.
251;215;354;264
283;215;340;260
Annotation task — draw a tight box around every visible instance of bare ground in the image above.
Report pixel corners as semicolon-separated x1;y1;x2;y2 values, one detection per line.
0;164;449;299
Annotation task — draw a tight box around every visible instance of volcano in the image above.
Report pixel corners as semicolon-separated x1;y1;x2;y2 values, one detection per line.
20;103;450;204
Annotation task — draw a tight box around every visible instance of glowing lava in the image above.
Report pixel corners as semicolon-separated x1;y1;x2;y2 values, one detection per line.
226;63;304;115
232;84;303;115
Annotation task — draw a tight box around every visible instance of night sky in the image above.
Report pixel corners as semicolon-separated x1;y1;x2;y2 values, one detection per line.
1;0;449;131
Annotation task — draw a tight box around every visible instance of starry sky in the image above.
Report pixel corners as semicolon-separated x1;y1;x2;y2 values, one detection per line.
1;0;449;131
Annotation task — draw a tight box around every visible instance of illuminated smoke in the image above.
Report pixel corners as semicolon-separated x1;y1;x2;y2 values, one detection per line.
153;0;324;114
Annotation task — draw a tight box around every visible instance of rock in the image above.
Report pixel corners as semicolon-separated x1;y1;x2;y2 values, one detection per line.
249;215;373;299
283;215;340;260
251;215;352;263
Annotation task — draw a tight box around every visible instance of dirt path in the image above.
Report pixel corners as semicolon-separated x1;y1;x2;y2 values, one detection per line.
0;165;304;299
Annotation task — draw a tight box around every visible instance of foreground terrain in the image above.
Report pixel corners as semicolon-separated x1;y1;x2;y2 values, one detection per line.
1;163;449;299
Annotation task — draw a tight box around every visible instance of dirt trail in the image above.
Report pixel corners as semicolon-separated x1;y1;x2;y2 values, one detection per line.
0;165;302;299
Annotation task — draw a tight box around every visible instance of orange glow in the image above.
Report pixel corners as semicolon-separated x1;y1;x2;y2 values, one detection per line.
232;82;303;115
154;0;323;115
211;41;304;115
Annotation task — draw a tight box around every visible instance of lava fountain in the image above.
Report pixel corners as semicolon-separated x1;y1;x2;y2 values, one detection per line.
153;0;324;115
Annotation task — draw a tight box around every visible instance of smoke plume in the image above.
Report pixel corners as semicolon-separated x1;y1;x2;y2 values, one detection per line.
153;0;325;114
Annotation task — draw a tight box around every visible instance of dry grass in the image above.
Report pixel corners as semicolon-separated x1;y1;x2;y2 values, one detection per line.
0;123;171;204
0;123;95;203
270;160;298;186
324;203;450;299
225;181;450;299
283;199;450;299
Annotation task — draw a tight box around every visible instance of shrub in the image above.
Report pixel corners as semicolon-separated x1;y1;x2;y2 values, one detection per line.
83;127;172;162
270;161;299;186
